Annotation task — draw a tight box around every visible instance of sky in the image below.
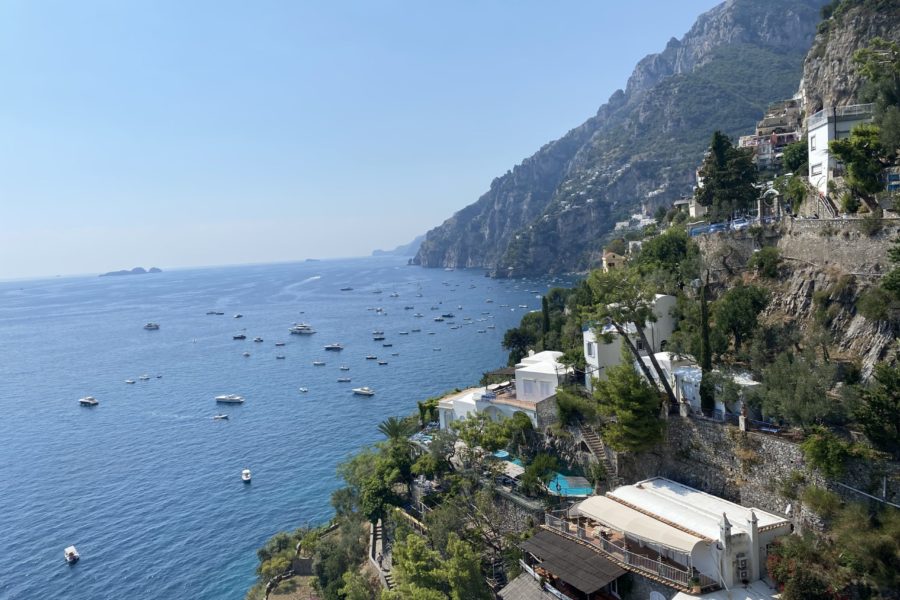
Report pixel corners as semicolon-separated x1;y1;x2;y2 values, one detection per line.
0;0;720;279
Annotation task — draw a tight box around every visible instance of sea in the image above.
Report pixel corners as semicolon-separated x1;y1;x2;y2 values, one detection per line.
0;257;573;600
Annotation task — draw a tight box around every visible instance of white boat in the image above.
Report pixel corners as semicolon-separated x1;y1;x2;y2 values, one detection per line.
253;337;263;343
233;314;243;319
241;468;252;483
213;414;229;420
79;396;98;407
215;394;244;404
312;360;326;366
143;322;160;330
233;333;247;340
337;377;351;382
378;360;388;365
339;365;350;371
275;355;286;360
365;355;377;360
274;342;286;347
352;386;375;396
125;379;136;384
289;323;316;335
324;343;344;351
64;546;80;564
242;352;251;357
139;374;150;381
399;331;409;335
298;387;308;393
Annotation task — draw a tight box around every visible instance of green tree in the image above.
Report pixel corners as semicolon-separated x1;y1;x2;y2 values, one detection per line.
829;124;888;200
555;385;598;425
378;416;415;440
445;535;492;600
390;534;446;592
855;37;900;153
782;139;808;173
502;327;536;366
593;353;664;452
450;413;510;462
695;131;758;220
340;571;374;600
761;352;839;429
541;296;550;335
519;453;558;496
748;247;781;278
714;284;769;350
855;362;900;457
605;238;628;256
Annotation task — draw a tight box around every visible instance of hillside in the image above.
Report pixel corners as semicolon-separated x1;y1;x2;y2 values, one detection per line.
413;0;827;277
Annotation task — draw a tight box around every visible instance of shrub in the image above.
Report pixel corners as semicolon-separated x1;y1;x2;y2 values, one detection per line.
802;486;842;518
841;192;861;214
800;427;851;479
857;287;893;321
748;247;781;278
859;209;883;236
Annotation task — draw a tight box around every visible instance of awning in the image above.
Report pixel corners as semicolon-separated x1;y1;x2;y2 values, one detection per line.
519;529;625;594
502;461;525;479
574;495;705;554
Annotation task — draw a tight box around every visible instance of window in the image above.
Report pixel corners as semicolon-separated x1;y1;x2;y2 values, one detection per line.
811;163;823;176
586;342;595;357
810;135;816;151
636;338;644;351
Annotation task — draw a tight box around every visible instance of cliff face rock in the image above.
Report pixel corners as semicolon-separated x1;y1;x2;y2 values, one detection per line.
800;0;900;114
414;0;827;276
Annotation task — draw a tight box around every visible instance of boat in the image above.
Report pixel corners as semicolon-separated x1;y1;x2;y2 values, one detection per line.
433;347;442;351
337;377;351;382
274;342;286;347
79;396;98;407
372;289;382;294
382;343;392;347
413;313;423;318
215;394;244;404
241;468;252;483
215;311;225;315
441;313;455;318
433;317;444;322
372;330;384;335
391;352;399;356
399;331;408;335
253;337;263;343
389;292;399;298
372;335;385;341
64;546;80;564
404;306;414;310
365;355;377;360
378;360;388;365
233;333;246;340
243;352;250;357
352;386;375;396
125;379;136;384
206;310;218;315
289;323;316;335
312;360;326;366
275;355;286;360
213;414;229;420
411;328;421;332
340;365;350;371
139;374;150;381
143;322;160;330
298;387;308;393
233;314;243;319
324;343;344;351
340;287;353;291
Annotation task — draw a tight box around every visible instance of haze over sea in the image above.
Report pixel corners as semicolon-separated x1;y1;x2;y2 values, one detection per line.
0;257;571;599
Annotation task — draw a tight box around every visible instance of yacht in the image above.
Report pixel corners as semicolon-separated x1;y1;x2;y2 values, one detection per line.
64;546;80;564
253;337;263;343
365;355;377;360
233;333;246;340
289;323;316;335
125;379;136;384
143;322;160;330
378;360;388;365
324;343;344;351
79;396;98;407
312;360;326;366
337;377;351;382
339;365;350;371
398;331;408;335
215;394;244;404
352;386;375;396
372;335;385;341
213;414;229;420
241;468;252;483
298;387;309;393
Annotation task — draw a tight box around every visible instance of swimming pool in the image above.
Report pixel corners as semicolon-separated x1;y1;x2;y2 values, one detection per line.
498;456;593;497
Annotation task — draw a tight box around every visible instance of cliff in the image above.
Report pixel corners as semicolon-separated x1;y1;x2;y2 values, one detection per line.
799;0;900;114
99;267;162;277
414;0;828;276
371;234;425;257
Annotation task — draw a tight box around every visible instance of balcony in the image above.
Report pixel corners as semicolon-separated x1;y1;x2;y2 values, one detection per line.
807;103;875;129
543;514;718;592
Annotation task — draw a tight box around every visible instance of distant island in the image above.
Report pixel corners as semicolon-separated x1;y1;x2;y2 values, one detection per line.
99;267;163;277
372;234;424;257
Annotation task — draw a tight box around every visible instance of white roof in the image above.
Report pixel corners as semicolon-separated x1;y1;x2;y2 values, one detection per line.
515;350;570;375
608;478;788;539
574;495;706;554
672;579;780;600
502;461;525;479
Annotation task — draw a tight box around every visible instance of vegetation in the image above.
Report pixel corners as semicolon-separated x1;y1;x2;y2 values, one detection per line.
713;284;769;351
593;352;664;452
748;247;781;278
694;130;758;221
854;362;900;457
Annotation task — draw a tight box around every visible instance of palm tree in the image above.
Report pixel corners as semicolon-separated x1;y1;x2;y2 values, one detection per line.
378;416;413;440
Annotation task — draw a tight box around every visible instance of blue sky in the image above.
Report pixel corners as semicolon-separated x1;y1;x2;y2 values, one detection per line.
0;0;719;279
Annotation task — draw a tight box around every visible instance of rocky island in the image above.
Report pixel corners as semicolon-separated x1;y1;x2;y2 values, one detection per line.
99;267;163;277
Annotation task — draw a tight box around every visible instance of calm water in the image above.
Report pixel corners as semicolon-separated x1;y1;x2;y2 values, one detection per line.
0;257;570;599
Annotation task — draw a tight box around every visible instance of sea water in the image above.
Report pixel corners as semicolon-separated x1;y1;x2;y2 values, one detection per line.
0;257;571;599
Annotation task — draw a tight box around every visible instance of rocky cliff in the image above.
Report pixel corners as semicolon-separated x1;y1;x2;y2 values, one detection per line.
414;0;828;276
799;0;900;114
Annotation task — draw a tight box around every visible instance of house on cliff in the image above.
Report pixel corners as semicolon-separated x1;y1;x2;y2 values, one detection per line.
806;103;874;198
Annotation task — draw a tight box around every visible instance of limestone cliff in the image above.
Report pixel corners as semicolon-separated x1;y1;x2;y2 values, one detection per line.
414;0;827;276
799;0;900;114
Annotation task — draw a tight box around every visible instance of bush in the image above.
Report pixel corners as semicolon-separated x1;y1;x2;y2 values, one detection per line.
857;286;893;321
841;192;860;214
800;427;851;479
859;209;883;236
802;486;842;518
748;247;781;278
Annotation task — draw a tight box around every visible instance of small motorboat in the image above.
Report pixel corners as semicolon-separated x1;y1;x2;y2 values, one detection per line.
215;394;244;404
79;396;98;407
433;347;442;351
125;379;136;384
382;343;392;347
372;335;385;341
411;328;421;332
413;313;423;318
143;322;160;330
206;310;218;315
233;333;246;340
139;374;150;381
312;360;326;366
233;314;243;319
391;352;399;356
398;331;409;335
372;330;384;335
352;386;375;396
253;337;264;343
378;361;388;365
274;342;286;347
298;387;308;393
213;414;229;420
324;343;344;351
241;468;252;483
389;292;399;297
340;287;353;291
64;546;80;564
365;355;377;360
242;352;251;357
156;374;163;378
337;377;351;382
339;365;350;371
275;355;286;359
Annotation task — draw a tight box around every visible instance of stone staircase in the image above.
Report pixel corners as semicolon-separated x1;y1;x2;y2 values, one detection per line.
580;426;622;489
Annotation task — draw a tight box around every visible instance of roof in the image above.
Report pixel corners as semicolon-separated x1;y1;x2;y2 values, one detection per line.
575;495;706;554
497;573;556;600
608;478;789;539
672;579;780;600
519;529;625;594
502;461;525;479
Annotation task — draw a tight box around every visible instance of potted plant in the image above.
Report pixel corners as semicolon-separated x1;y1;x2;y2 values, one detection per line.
689;575;701;594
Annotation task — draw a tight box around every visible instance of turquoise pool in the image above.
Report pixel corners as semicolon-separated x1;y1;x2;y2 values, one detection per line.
498;456;593;497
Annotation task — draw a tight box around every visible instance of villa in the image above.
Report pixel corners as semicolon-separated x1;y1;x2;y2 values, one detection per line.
806;103;874;198
437;350;571;431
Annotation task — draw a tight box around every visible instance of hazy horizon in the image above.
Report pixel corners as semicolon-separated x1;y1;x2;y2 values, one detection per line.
1;0;719;279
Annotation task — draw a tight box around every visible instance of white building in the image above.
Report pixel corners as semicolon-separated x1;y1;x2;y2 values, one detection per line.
582;294;676;389
672;365;760;418
565;477;791;591
807;103;874;197
437;351;570;430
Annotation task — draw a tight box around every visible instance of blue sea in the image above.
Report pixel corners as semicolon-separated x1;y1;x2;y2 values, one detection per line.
0;257;571;600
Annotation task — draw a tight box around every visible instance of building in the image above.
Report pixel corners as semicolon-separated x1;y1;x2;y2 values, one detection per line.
738;98;803;172
437;351;570;431
807;103;875;197
582;295;676;389
543;477;792;596
601;251;626;273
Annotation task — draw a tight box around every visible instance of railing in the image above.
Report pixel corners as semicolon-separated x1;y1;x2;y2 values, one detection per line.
543;514;717;589
807;103;875;129
519;560;575;600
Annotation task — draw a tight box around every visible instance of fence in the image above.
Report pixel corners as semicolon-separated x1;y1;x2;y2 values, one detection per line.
519;559;575;600
543;514;716;589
